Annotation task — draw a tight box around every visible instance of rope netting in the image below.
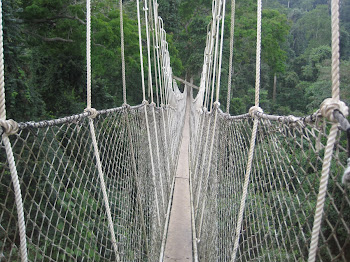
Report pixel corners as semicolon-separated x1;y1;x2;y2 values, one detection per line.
0;96;185;260
189;0;350;261
190;107;350;261
0;0;187;260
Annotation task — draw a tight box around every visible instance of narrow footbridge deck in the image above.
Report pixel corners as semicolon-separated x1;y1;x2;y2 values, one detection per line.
164;94;193;261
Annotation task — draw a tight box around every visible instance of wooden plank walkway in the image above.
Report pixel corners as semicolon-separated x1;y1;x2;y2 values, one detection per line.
164;93;192;261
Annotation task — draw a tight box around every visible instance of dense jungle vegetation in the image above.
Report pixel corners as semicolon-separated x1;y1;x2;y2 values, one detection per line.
3;0;350;121
2;1;350;260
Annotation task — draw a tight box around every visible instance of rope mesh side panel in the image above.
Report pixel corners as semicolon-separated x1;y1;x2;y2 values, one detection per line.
0;100;186;261
190;109;350;261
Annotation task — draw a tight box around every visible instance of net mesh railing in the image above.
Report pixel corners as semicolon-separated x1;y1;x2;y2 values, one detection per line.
190;101;350;261
0;95;186;261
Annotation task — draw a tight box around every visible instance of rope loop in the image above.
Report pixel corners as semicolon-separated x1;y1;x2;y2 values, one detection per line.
213;101;220;109
122;103;131;110
84;108;98;119
320;98;348;122
0;119;19;136
248;106;263;118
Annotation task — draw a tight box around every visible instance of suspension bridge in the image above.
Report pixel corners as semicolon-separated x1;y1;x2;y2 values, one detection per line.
1;0;350;261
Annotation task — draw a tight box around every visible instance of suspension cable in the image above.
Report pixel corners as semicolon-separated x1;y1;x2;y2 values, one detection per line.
0;1;28;261
231;0;262;260
226;0;235;113
308;0;342;261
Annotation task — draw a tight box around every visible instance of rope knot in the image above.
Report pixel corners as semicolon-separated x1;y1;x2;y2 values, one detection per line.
150;102;156;107
122;103;130;110
320;98;348;122
84;108;98;119
213;101;220;109
142;100;149;105
249;106;263;118
0;119;19;136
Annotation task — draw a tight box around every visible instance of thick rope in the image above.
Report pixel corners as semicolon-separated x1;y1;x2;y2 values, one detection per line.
0;1;28;261
331;0;340;101
215;0;226;102
86;0;91;109
136;0;146;101
308;124;338;262
230;118;259;262
226;0;235;113
209;3;221;110
85;2;120;260
0;0;5;120
89;120;121;261
308;0;341;261
254;0;262;106
231;1;262;260
120;0;127;105
144;0;154;103
137;0;161;226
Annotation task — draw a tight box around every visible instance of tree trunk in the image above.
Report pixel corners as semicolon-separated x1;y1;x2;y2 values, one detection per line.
273;73;277;102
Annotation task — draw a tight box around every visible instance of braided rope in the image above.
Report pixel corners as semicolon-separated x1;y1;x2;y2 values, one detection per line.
0;1;28;261
308;124;338;262
136;0;146;101
0;0;5;121
231;1;262;260
215;0;226;102
226;0;235;113
331;0;340;101
308;0;341;261
86;0;91;109
144;0;154;102
120;0;127;104
86;2;120;259
89;119;121;261
230;118;259;262
255;0;262;106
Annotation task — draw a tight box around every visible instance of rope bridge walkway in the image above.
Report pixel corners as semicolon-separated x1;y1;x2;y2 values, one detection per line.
1;0;350;261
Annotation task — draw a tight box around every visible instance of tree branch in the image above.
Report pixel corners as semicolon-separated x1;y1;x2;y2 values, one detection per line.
26;15;86;25
22;29;74;43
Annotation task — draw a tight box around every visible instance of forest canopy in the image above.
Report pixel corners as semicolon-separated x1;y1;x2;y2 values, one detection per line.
3;0;350;120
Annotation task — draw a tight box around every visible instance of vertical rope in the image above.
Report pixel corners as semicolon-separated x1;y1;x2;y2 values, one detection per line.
86;2;120;260
0;1;28;261
308;124;338;262
86;0;91;109
209;0;222;109
215;0;226;102
226;0;235;113
231;1;262;261
144;0;154;102
89;120;121;261
144;0;166;214
136;0;146;101
308;0;340;261
331;0;340;101
136;0;161;226
0;0;5;120
120;0;127;105
255;0;262;106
